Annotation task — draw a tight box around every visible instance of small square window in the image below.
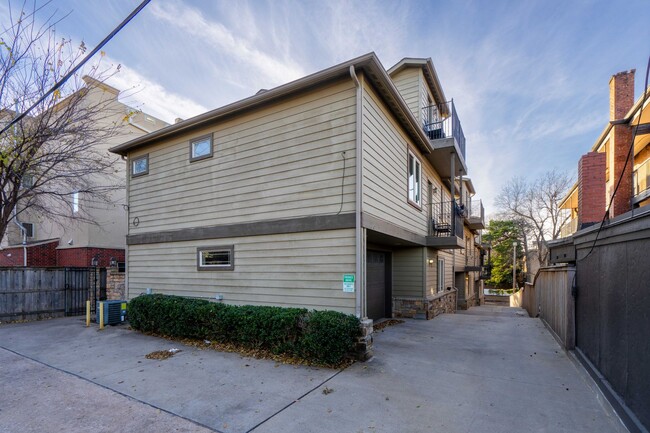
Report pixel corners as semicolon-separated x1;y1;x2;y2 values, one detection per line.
197;246;234;271
132;154;149;177
22;222;34;238
190;135;213;162
21;174;34;189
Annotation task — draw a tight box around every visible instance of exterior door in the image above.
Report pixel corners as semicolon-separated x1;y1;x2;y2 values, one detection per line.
367;250;388;320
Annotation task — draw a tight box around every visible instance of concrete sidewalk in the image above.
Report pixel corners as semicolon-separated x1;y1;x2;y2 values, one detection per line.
0;306;627;433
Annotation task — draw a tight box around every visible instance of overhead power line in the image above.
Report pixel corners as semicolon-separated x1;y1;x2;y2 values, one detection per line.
0;0;151;137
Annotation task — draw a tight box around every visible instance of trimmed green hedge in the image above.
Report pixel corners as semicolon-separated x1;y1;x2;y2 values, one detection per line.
128;294;361;365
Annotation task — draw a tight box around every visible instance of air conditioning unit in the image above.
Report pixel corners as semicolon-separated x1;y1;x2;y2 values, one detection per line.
96;300;127;325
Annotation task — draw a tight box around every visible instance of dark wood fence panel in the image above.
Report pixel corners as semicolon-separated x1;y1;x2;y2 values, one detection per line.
0;267;95;322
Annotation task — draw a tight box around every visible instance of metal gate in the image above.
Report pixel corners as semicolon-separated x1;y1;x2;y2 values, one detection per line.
64;267;98;316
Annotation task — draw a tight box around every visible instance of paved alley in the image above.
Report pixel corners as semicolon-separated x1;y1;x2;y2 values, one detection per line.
0;306;627;433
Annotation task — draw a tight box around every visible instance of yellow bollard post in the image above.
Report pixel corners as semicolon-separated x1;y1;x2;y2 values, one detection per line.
86;300;90;327
99;301;104;330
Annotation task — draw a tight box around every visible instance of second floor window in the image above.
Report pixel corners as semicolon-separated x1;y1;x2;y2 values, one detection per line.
72;192;79;214
132;154;149;177
22;222;34;238
408;152;421;207
190;135;213;162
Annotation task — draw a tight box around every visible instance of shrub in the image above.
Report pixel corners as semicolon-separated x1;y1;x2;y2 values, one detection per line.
128;294;361;365
299;310;361;365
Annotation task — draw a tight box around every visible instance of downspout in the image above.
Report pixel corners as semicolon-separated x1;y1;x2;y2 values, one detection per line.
450;153;455;298
12;210;27;267
11;101;27;267
122;154;129;298
350;65;363;319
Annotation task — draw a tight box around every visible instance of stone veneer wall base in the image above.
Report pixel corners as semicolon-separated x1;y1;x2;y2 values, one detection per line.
393;289;457;320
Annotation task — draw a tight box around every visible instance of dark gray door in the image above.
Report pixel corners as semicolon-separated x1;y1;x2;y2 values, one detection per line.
367;251;387;320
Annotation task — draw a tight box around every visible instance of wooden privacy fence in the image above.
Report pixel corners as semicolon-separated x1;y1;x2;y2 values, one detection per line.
521;265;575;349
0;267;96;322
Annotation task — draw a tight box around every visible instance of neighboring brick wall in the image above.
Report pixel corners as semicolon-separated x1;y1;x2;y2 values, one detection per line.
609;70;635;218
56;248;125;267
0;240;59;267
1;244;125;268
106;267;126;300
578;152;606;227
0;246;24;266
27;242;59;267
393;290;457;319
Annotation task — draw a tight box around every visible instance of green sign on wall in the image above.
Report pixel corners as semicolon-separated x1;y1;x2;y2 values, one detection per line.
343;274;355;292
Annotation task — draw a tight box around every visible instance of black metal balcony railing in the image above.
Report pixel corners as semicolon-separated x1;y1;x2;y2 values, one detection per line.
467;198;484;221
633;158;649;196
422;100;466;160
430;200;464;238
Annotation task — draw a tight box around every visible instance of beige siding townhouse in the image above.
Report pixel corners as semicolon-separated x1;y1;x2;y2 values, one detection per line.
110;53;487;321
1;77;168;268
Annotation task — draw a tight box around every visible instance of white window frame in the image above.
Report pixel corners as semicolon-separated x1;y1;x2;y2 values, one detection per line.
72;192;79;214
437;258;445;293
197;246;234;271
408;151;422;207
131;154;149;177
190;134;213;162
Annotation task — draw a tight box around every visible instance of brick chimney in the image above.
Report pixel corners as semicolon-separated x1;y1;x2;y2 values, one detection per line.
609;69;635;217
578;152;606;228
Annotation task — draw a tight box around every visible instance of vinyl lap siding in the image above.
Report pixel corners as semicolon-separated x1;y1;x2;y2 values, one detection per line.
128;79;357;234
127;229;356;314
362;82;428;236
390;68;420;120
392;247;424;297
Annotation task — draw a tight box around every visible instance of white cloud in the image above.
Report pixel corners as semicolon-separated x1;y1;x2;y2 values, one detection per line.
105;61;209;123
148;1;305;87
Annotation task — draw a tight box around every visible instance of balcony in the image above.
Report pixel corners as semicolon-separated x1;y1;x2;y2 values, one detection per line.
559;217;578;238
465;198;485;230
633;158;650;205
422;100;466;161
427;200;464;249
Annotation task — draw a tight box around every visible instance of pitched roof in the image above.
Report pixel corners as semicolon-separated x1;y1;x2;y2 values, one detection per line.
109;52;434;157
387;57;448;115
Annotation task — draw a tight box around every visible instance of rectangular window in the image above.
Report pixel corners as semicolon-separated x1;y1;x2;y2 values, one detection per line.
197;246;234;271
131;154;149;177
190;134;213;162
408;151;422;207
21;174;34;189
437;258;445;293
72;192;79;214
22;222;34;238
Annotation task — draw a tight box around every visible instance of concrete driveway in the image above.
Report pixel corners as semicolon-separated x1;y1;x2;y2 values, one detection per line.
0;306;627;433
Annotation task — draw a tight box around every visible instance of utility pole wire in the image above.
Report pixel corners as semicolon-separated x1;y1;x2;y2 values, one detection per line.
0;0;151;137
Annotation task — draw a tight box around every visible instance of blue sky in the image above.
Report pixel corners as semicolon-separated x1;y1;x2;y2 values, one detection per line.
3;0;649;213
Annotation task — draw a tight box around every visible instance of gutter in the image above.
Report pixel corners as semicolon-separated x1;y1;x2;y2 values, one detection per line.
109;53;378;155
350;65;363;319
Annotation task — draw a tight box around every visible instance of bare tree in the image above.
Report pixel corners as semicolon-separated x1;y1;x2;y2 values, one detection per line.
0;1;126;243
495;169;572;265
